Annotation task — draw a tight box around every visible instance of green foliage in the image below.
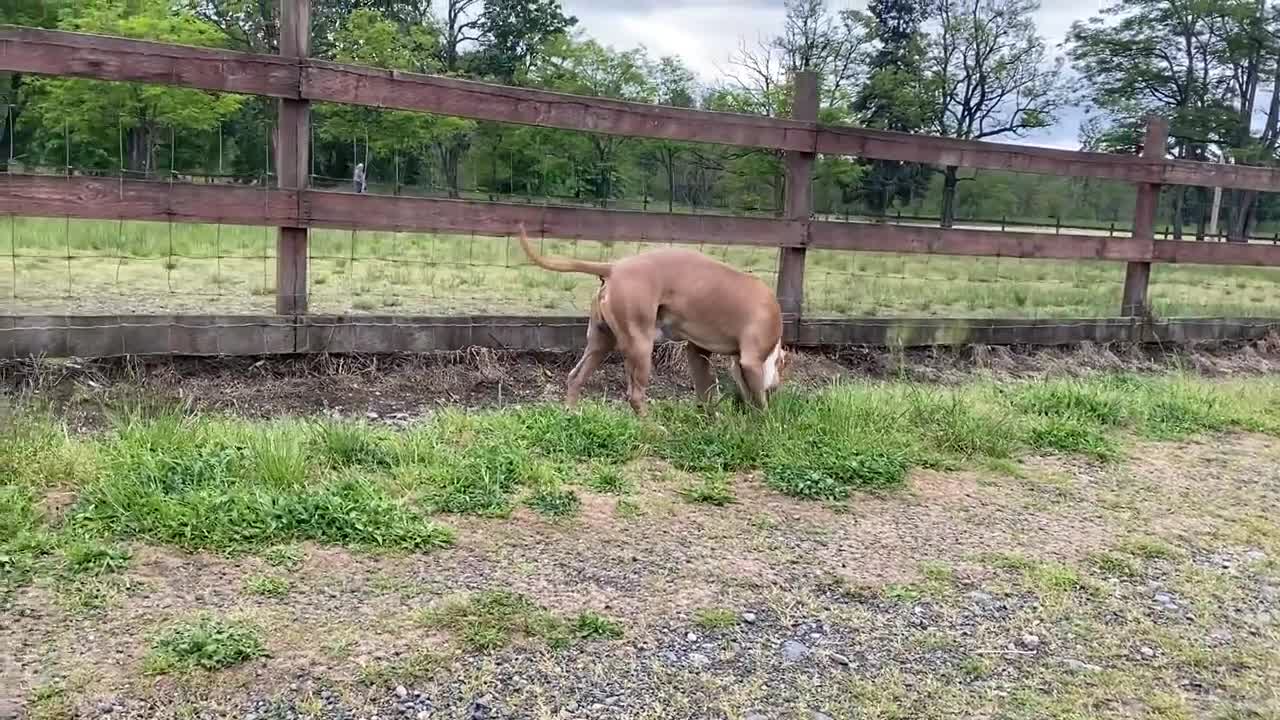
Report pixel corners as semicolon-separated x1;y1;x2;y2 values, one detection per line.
679;475;737;507
525;485;581;518
694;608;739;630
143;615;266;674
419;590;619;652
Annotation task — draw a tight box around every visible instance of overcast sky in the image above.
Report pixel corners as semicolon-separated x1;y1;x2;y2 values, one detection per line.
558;1;1113;149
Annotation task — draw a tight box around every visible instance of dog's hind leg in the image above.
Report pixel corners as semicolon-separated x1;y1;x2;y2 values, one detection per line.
684;344;716;409
566;322;614;407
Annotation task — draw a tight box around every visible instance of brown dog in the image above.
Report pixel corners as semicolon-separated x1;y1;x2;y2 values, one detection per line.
517;224;787;415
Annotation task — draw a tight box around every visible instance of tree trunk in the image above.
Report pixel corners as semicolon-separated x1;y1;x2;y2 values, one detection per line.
665;149;676;214
127;124;151;177
773;174;785;218
1194;187;1208;241
940;165;959;228
1171;187;1184;241
1230;190;1256;242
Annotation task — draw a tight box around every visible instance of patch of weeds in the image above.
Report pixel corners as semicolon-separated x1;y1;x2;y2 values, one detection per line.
414;441;533;517
653;404;759;473
248;431;309;487
1118;536;1181;561
419;591;616;652
1021;560;1089;597
1011;379;1131;426
516;404;643;462
143;615;267;674
572;611;623;640
357;650;448;686
1025;415;1119;461
262;544;304;570
59;539;130;577
679;474;736;506
764;447;907;500
614;498;644;519
1087;551;1140;579
525;485;581;518
583;463;630;495
882;584;924;603
28;683;74;720
1139;384;1230;440
694;607;739;630
905;390;1018;461
57;575;133;613
243;574;290;599
960;656;994;680
1;486;56;601
311;421;395;469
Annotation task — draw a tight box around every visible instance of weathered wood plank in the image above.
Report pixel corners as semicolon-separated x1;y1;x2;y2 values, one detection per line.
301;191;804;247
0;25;300;98
302;61;814;151
2;27;1277;192
4;314;1277;357
0;175;298;225
5;175;1280;267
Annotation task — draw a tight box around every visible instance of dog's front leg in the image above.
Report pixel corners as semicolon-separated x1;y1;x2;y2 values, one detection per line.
684;344;717;410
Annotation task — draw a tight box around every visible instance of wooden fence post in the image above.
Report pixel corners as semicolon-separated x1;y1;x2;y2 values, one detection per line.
275;0;310;315
1122;116;1170;317
777;71;818;342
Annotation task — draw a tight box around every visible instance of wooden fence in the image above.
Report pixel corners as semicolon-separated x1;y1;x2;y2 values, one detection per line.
2;2;1280;358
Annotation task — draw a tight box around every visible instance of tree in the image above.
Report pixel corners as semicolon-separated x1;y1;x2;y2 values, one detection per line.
532;39;655;205
22;0;245;176
927;0;1066;227
1067;0;1276;240
853;0;933;217
472;0;577;83
313;9;473;193
642;57;698;212
1;0;67;171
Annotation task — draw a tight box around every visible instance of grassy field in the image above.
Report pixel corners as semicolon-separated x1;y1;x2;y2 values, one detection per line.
4;371;1280;717
3;217;1280;318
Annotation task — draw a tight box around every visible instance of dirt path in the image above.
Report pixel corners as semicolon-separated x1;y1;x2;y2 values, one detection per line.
7;431;1279;720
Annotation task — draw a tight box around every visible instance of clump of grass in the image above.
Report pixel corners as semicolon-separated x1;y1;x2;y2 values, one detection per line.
1024;415;1119;461
143;615;267;674
1118;536;1181;561
679;475;736;506
59;540;130;577
1011;379;1131;427
1087;551;1140;579
356;650;449;686
419;591;619;652
694;608;739;630
572;611;623;640
516;403;643;462
311;421;395;469
526;485;581;518
1138;383;1230;440
411;437;535;517
584;464;630;495
243;574;290;599
614;498;644;519
262;544;304;569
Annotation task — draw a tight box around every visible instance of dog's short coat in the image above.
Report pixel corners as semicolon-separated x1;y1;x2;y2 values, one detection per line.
517;224;787;415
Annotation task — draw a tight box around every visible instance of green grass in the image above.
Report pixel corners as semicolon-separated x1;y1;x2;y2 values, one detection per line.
4;373;1280;602
6;217;1280;319
242;574;291;599
142;615;267;674
418;590;622;651
694;607;740;630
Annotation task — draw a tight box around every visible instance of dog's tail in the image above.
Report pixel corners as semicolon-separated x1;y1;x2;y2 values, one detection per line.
517;223;612;279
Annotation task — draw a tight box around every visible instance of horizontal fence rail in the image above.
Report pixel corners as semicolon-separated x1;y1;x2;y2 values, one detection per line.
3;6;1280;361
4;26;1280;192
4;175;1280;268
4;315;1279;358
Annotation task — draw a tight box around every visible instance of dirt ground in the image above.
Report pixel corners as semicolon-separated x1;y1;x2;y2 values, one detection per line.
6;339;1280;426
4;342;1280;720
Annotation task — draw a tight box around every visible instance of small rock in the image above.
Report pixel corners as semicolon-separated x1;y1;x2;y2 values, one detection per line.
366;411;380;420
1061;658;1103;673
1245;550;1267;563
1153;592;1175;605
1019;633;1041;651
741;612;758;624
688;652;711;668
605;696;621;706
686;631;699;643
416;712;430;720
966;591;995;606
97;702;114;715
830;653;851;667
745;714;770;720
394;687;409;699
811;713;834;720
1139;646;1156;659
782;640;811;664
1209;628;1234;644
